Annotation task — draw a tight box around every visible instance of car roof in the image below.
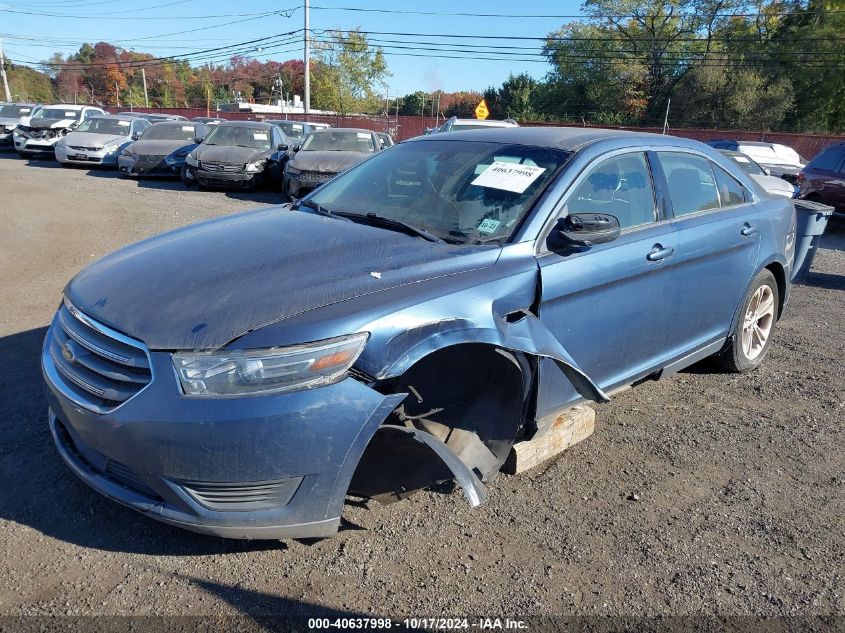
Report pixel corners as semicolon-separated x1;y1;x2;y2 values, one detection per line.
267;119;310;125
42;104;89;110
311;127;374;134
216;120;274;129
150;120;201;127
452;118;518;126
410;126;675;152
91;113;145;120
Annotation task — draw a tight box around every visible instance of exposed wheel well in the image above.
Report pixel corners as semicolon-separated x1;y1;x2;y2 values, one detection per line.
348;343;532;503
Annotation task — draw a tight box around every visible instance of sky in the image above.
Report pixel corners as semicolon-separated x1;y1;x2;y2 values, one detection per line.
0;0;586;96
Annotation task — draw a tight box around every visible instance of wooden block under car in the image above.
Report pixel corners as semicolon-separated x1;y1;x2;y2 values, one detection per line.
502;404;595;475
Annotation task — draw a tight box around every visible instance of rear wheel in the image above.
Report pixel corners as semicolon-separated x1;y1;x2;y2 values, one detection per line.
718;269;779;372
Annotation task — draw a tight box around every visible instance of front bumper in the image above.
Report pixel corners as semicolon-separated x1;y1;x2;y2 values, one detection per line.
285;172;333;197
118;155;181;177
56;145;119;166
41;316;404;539
15;132;64;155
185;164;262;189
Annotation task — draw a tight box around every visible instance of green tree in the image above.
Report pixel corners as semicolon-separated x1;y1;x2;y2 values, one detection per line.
311;29;389;114
497;73;538;121
6;64;54;102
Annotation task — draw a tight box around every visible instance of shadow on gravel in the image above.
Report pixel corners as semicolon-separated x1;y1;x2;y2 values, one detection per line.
187;577;374;620
21;158;61;169
0;327;288;556
800;271;845;290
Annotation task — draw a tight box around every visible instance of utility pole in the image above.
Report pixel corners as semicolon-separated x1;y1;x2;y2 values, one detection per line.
662;97;671;135
141;67;149;108
304;0;311;114
0;38;12;102
114;81;120;108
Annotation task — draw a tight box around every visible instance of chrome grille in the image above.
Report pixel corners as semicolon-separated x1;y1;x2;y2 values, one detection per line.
69;145;101;152
200;160;244;173
300;170;332;182
139;154;164;162
45;300;152;414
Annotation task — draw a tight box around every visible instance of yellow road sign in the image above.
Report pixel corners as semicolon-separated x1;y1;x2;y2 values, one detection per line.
474;99;489;120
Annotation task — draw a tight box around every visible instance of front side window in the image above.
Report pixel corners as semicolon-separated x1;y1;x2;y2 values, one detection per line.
712;164;748;207
658;152;721;217
563;153;656;229
308;140;570;243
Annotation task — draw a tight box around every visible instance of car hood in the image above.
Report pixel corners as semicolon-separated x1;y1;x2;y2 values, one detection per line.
750;173;795;198
65;206;498;350
129;139;196;156
194;144;268;164
26;118;79;130
63;131;128;146
289;150;370;174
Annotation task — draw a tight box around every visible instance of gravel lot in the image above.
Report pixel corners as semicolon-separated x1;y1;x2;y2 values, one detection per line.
0;153;843;623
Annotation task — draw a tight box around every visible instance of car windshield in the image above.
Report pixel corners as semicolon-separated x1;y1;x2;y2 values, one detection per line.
75;118;134;135
274;121;307;138
727;153;765;176
308;140;570;244
34;108;81;121
0;104;33;117
302;130;375;153
141;124;198;141
204;125;273;149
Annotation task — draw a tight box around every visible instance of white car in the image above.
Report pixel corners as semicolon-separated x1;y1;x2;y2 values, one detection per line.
708;140;804;183
14;104;106;158
55;115;150;167
719;150;798;198
0;103;41;149
427;116;519;134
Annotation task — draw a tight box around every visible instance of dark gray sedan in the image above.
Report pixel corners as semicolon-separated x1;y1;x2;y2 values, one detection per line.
118;121;209;177
282;128;381;199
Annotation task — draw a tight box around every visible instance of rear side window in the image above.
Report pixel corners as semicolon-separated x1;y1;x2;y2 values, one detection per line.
657;152;721;217
712;164;748;207
810;147;845;172
563;153;657;229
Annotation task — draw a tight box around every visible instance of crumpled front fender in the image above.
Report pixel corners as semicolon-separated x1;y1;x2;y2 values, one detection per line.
368;313;608;404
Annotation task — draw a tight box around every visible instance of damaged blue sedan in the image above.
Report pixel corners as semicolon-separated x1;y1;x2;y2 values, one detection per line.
42;128;796;539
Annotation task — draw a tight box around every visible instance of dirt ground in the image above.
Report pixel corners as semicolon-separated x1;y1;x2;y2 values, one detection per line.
0;153;843;623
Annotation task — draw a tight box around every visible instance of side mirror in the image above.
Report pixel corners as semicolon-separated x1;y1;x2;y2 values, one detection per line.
293;144;302;153
278;143;288;151
553;213;621;247
194;137;204;144
131;132;140;141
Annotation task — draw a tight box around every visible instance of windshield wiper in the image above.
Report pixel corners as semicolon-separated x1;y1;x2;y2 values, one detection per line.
296;198;334;216
336;212;443;243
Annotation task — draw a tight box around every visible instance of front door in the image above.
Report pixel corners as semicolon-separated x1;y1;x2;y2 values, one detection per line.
537;151;681;415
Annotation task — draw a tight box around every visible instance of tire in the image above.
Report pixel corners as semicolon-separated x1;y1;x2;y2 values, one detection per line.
180;165;195;188
717;269;779;372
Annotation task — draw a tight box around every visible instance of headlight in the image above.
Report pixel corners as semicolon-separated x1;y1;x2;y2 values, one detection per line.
244;159;267;173
186;154;198;167
172;332;368;397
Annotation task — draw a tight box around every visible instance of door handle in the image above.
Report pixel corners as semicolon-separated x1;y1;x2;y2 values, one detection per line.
647;244;674;262
741;224;758;237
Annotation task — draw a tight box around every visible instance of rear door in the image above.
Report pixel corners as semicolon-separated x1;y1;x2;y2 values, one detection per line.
654;151;762;358
537;150;680;397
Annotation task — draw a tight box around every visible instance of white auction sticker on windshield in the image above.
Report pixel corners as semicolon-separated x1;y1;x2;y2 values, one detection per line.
478;218;501;234
292;124;303;130
734;156;750;163
117;120;130;127
182;126;194;132
254;132;268;140
357;132;370;140
471;161;546;193
64;112;77;118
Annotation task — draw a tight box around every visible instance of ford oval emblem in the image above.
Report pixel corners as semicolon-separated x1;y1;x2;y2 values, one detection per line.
62;342;75;363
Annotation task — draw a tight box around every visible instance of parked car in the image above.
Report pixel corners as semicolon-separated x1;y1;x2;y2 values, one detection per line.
14;104;107;158
797;142;845;218
718;150;798;198
0;102;41;148
54;115;151;168
191;116;227;125
706;140;805;183
42;127;794;540
282;127;380;199
182;121;288;190
117;112;188;122
118;121;209;177
267;119;315;142
426;116;519;134
377;132;394;149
